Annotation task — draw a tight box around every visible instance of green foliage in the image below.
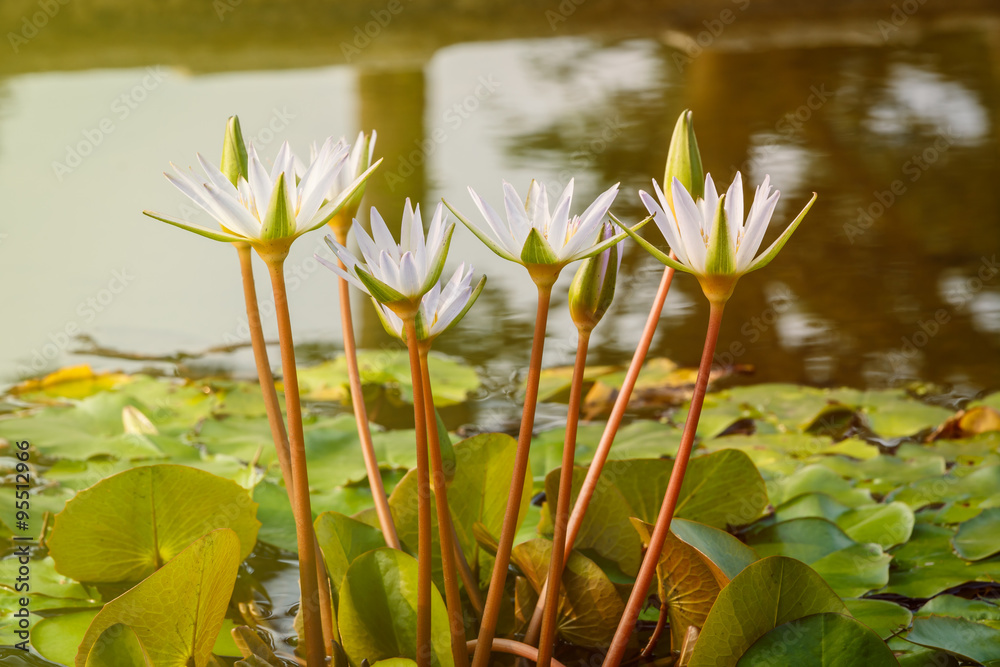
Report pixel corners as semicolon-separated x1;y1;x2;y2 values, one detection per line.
736;613;899;666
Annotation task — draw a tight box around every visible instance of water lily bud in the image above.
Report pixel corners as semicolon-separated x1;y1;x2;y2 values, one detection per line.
568;223;621;332
663;109;704;208
220;115;249;187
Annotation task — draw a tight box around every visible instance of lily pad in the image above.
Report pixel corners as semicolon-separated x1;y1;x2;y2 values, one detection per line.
836;502;915;549
843;598;913;640
688;556;848;667
48;464;259;583
74;529;242;667
904;615;1000;666
952;507;1000;560
85;623;153;667
736;612;899;666
337;548;454;667
917;595;1000;623
315;511;386;598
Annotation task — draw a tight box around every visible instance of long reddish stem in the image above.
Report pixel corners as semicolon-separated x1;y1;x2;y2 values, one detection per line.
237;246;336;658
265;258;326;667
333;235;401;550
536;329;591;667
420;349;470;667
602;301;726;666
466;639;569;667
471;283;553;667
524;264;675;644
404;318;433;667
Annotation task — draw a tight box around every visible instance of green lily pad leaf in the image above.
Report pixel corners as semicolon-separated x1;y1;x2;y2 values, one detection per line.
722;384;856;433
545;450;767;576
688;556;847;667
736;612;900;666
389;433;530;583
904;615;1000;666
34;610;101;665
760;493;850;527
843;598;913;640
858;391;954;438
338;548;454;667
769;464;874;508
297;351;480;407
669;518;759;580
747;518;855;562
836;502;915;549
886;523;1000;598
894;647;959;667
371;660;418;667
510;538;624;647
48;464;259;584
953;507;1000;560
810;542;891;598
251;481;299;552
822;455;947;496
74;529;242;667
315;511;386;598
85;623;153;667
891;465;1000;509
0;556;97;602
917;595;1000;623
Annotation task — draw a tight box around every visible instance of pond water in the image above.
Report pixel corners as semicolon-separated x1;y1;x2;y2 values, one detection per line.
3;4;1000;412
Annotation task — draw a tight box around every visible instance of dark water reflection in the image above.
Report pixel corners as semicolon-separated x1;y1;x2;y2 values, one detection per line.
2;6;999;403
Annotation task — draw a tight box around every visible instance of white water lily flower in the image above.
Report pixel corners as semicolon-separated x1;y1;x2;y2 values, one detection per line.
446;179;621;273
373;263;486;342
621;172;817;303
144;137;381;254
304;130;377;235
318;200;456;311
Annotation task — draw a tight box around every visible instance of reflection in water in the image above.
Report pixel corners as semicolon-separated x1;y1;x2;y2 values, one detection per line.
1;16;998;406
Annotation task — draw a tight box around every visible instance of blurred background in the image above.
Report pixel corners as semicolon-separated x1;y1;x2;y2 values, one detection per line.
2;0;999;410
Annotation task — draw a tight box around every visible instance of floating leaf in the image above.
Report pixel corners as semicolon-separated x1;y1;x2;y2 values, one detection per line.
48;464;259;584
74;530;242;667
904;615;1000;666
748;518;855;563
952;507;1000;560
736;613;899;666
338;548;454;667
836;502;915;549
886;523;1000;598
917;595;1000;623
688;556;847;667
843;598;913;640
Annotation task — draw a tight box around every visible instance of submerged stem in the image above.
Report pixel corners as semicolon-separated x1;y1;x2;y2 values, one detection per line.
265;257;326;667
602;301;726;667
238;246;336;659
334;242;401;549
471;284;553;667
420;350;470;667
536;330;591;667
404;318;433;667
524;264;676;644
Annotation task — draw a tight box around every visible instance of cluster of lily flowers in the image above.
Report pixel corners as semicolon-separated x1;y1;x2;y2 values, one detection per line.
142;112;816;667
146;123;811;330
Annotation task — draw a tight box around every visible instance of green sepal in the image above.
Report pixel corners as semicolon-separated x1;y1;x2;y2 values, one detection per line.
609;213;693;274
220;116;249;187
704;193;736;276
370;297;404;342
260;176;296;241
745;192;818;274
437;275;487;339
419;223;456;295
309;158;385;233
444;200;519;263
664;109;704;206
520;227;560;265
574;214;651;261
355;267;408;305
142;210;243;244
